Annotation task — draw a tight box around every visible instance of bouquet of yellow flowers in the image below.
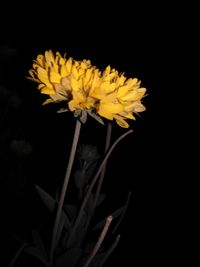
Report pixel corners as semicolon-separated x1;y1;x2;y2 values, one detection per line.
9;50;147;267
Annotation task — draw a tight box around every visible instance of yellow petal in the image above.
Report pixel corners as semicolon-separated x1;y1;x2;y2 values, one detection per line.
72;65;79;80
43;98;54;105
102;92;117;102
61;77;71;91
60;65;69;77
114;115;129;128
71;78;81;90
38;84;45;90
59;57;65;66
126;102;146;112
117;85;130;98
72;89;85;102
100;81;116;94
36;54;45;67
116;75;126;87
66;58;72;72
133;103;146;112
137;87;147;95
41;87;55;95
38;67;50;85
98;105;114;120
84;69;92;87
103;65;111;76
50;72;61;83
125;78;138;87
45;50;54;66
90;69;101;94
99;102;124;114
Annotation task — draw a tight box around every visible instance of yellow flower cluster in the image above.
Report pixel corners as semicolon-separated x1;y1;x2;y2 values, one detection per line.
29;50;146;128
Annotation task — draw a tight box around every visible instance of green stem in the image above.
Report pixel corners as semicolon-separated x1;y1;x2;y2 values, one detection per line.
83;216;113;267
50;119;81;265
67;129;133;247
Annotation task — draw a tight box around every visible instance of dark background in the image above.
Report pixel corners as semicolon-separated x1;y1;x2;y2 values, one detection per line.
0;3;186;265
0;44;173;266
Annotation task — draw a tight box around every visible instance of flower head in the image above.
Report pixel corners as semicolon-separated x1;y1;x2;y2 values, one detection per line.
29;50;147;127
93;66;146;128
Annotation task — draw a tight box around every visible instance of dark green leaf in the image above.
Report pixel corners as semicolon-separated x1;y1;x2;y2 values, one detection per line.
85;193;94;215
74;109;81;118
68;211;87;248
35;185;55;212
64;204;77;221
89;253;106;267
80;110;87;124
55;248;82;267
57;108;68;113
32;230;47;260
87;110;104;125
35;185;72;231
55;214;65;248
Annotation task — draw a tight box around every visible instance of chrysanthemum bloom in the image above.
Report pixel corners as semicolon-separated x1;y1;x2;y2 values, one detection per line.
91;66;146;128
29;50;146;127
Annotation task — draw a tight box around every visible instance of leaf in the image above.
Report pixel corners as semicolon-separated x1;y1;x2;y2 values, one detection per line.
55;248;82;267
74;109;81;118
68;211;87;248
55;214;65;248
32;230;47;260
61;231;69;247
24;246;49;266
80;110;87;124
85;193;94;215
93;206;124;231
35;185;55;212
88;110;104;125
89;253;106;267
35;185;72;231
57;108;68;113
64;204;77;221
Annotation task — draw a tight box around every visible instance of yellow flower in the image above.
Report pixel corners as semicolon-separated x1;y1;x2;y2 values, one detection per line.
92;66;146;128
29;50;147;127
29;50;75;103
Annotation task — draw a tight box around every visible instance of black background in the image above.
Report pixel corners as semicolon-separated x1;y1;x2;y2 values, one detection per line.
0;3;187;266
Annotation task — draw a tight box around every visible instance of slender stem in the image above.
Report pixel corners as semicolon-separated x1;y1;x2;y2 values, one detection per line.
67;129;133;247
50;120;81;265
83;216;113;267
99;235;121;267
94;122;112;208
